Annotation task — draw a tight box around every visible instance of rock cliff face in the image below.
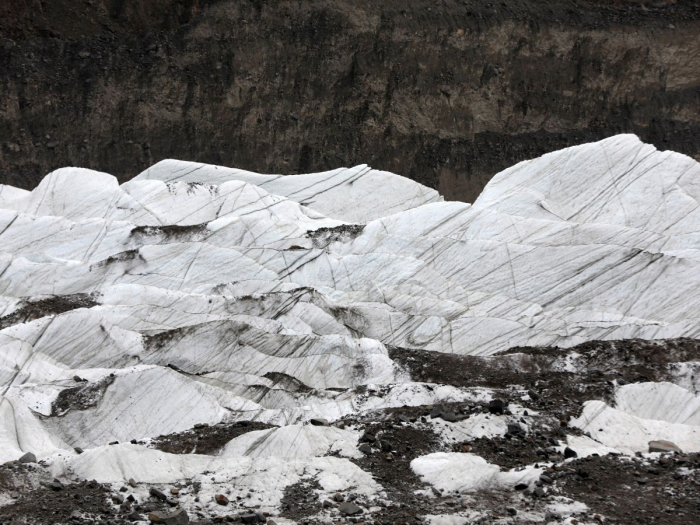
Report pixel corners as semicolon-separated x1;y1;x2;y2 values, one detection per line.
1;0;700;200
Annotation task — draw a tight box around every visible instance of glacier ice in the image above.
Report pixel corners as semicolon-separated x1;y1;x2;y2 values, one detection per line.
1;134;700;518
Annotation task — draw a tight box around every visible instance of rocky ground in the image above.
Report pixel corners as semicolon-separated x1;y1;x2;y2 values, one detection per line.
1;0;700;200
1;338;698;524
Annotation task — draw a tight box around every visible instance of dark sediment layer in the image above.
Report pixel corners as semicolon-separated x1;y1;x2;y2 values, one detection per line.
1;0;699;201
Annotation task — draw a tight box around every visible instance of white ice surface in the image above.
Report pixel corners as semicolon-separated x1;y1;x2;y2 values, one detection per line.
133;161;442;223
221;424;362;459
411;452;541;493
570;382;700;454
2;135;700;516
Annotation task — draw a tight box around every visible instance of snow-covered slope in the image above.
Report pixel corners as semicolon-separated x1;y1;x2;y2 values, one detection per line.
1;135;699;523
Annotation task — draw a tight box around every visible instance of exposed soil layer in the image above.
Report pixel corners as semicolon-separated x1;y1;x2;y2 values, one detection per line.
390;338;700;422
51;375;116;417
555;452;700;524
1;1;700;201
348;419;446;522
279;478;324;522
1;338;699;524
0;294;97;330
0;467;115;525
150;421;276;455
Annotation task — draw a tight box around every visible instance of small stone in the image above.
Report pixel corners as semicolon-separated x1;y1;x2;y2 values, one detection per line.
648;440;682;453
170;488;180;495
564;447;578;459
78;51;91;58
540;474;553;484
74;447;84;454
527;389;539;400
310;418;330;426
514;483;528;491
127;510;143;522
338;501;363;515
19;452;37;463
360;431;375;443
112;493;125;504
380;440;392;452
506;507;517;516
488;399;506;415
430;405;443;418
240;513;260;524
533;487;546;498
359;443;372;455
128;478;138;487
148;509;189;525
149;487;168;501
507;423;522;435
215;494;229;505
333;493;345;502
49;479;63;491
440;411;460;423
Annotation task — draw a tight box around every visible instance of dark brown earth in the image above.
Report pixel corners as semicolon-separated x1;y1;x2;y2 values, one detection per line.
0;461;115;525
0;294;97;330
150;421;275;455
555;453;700;524
390;338;700;419
1;338;698;524
51;375;116;417
1;0;700;200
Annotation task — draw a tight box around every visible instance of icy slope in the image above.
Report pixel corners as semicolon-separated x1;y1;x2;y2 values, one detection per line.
0;134;699;523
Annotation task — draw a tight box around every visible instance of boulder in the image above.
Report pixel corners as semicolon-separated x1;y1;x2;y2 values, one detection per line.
240;513;261;524
338;501;363;515
18;452;37;463
564;447;578;459
149;488;168;501
488;399;506;415
148;509;189;525
648;440;682;453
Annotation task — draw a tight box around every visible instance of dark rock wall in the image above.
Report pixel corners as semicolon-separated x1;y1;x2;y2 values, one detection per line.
1;0;699;201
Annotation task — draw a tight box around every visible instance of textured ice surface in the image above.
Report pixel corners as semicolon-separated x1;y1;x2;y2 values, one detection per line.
1;135;700;516
411;452;541;492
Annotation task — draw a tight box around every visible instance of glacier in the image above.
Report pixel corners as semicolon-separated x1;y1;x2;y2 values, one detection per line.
0;134;699;523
